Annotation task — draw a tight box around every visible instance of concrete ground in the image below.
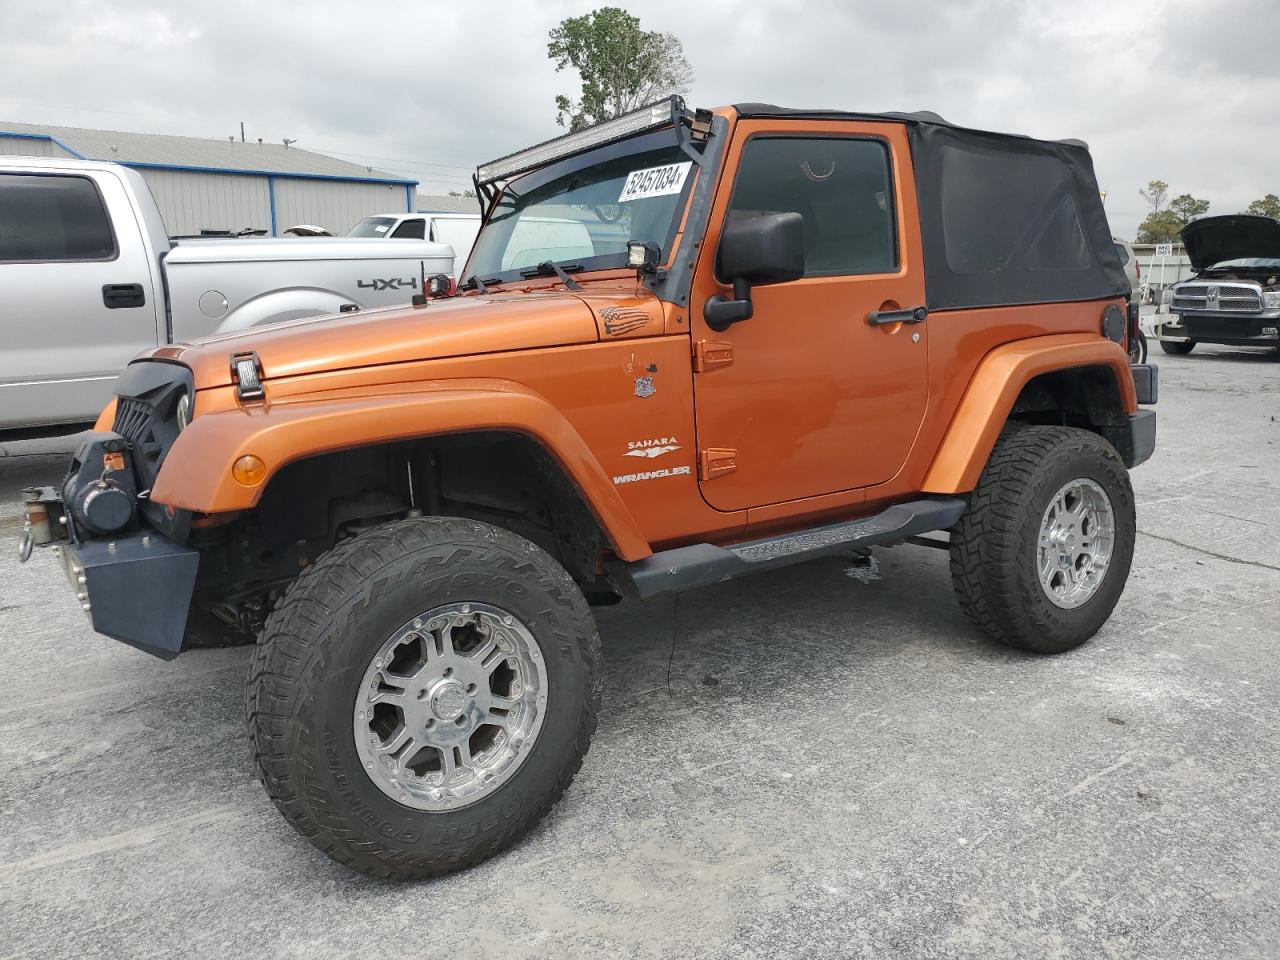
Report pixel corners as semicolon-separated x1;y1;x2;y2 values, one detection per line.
1;345;1277;960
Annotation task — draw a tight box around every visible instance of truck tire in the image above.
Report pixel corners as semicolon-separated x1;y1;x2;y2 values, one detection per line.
949;425;1135;654
1159;339;1195;355
247;516;602;880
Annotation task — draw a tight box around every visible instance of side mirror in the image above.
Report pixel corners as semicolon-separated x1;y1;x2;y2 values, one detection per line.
705;212;805;332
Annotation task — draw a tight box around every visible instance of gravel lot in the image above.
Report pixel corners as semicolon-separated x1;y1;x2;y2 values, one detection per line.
1;344;1277;960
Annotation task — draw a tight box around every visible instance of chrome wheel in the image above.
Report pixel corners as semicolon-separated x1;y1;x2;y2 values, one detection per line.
353;601;548;811
1037;478;1115;609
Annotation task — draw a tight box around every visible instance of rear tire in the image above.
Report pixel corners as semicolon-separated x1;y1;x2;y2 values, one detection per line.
247;516;602;880
1159;339;1195;355
949;426;1135;654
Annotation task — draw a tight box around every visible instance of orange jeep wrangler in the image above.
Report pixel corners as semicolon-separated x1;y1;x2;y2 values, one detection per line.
20;98;1157;879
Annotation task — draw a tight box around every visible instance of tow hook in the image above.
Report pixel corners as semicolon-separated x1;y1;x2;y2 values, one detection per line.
18;487;67;563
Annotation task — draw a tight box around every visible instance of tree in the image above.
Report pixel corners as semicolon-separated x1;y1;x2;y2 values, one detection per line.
448;188;477;199
1136;182;1209;244
1139;179;1169;215
548;7;693;132
1245;194;1280;218
1169;193;1209;223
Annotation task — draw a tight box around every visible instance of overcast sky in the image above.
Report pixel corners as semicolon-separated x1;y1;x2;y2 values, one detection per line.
3;0;1277;238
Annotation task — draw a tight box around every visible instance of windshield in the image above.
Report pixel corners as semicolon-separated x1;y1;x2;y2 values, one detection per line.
347;217;398;238
466;134;696;284
1205;257;1280;270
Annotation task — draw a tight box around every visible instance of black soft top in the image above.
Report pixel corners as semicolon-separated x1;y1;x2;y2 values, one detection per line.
735;104;1128;311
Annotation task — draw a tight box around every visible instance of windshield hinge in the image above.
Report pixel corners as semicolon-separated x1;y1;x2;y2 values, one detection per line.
684;108;713;144
692;339;734;373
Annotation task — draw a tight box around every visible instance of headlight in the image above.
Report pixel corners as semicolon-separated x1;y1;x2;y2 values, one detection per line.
1262;290;1280;310
175;390;191;432
1161;287;1176;305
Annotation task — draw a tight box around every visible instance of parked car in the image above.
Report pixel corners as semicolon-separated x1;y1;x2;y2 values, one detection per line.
0;157;454;436
1113;237;1146;361
20;97;1155;880
1149;215;1280;356
348;212;483;269
1113;237;1141;298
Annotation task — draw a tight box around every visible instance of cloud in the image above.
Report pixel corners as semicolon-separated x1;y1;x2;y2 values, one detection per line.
2;0;1277;234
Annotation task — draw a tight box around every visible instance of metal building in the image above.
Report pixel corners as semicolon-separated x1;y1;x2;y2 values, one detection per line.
0;121;417;237
414;193;479;215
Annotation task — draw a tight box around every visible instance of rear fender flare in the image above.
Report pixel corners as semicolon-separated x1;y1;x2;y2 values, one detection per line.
921;334;1137;494
149;379;652;560
214;287;361;333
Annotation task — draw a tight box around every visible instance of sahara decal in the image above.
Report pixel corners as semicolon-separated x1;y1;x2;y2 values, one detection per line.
600;306;650;336
625;437;681;459
612;465;692;485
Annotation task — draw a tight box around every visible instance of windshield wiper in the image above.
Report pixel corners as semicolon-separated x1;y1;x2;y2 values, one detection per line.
520;261;584;291
460;275;500;294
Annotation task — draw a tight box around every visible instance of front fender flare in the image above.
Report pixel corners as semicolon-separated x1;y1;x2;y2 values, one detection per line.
921;334;1137;494
149;379;652;560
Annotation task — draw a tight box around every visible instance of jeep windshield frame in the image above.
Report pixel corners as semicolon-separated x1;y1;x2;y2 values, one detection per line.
463;128;700;288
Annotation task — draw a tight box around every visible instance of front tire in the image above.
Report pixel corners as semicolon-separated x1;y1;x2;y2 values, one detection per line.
1128;329;1148;364
1159;339;1195;355
949;426;1136;654
247;517;602;880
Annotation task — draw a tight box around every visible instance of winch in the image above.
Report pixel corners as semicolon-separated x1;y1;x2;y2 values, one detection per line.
61;432;140;537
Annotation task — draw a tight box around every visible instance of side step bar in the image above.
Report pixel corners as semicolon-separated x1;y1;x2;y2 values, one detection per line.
608;497;967;600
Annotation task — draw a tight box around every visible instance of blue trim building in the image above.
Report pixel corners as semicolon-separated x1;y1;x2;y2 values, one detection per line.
0;121;418;237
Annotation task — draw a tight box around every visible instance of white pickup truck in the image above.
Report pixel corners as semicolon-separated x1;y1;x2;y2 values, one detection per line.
346;212;483;270
0;157;454;436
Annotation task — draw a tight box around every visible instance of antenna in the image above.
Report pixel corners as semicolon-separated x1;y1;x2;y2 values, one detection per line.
240;121;245;143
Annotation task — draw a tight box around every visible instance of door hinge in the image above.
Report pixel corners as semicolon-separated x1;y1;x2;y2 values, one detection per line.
699;447;738;480
692;339;734;372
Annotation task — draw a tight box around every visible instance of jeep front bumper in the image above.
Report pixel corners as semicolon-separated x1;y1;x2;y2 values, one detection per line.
20;487;198;661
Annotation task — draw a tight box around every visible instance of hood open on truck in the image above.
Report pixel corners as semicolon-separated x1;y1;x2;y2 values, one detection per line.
1181;215;1280;271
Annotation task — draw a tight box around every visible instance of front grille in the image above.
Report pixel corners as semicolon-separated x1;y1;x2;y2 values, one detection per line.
107;362;192;497
1183;315;1274;339
1172;283;1262;312
113;397;153;444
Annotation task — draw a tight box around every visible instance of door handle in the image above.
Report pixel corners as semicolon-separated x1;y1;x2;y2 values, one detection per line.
867;305;927;326
102;283;146;309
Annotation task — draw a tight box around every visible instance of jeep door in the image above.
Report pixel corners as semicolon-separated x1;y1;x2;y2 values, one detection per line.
0;169;161;431
689;120;929;512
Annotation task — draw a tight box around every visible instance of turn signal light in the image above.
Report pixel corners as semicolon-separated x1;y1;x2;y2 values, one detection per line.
232;455;267;487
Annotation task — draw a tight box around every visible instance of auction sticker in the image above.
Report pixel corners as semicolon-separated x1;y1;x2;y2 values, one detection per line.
618;161;692;202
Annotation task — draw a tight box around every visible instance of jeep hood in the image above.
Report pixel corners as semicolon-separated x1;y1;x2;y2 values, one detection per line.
153;290;606;390
1181;215;1280;271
